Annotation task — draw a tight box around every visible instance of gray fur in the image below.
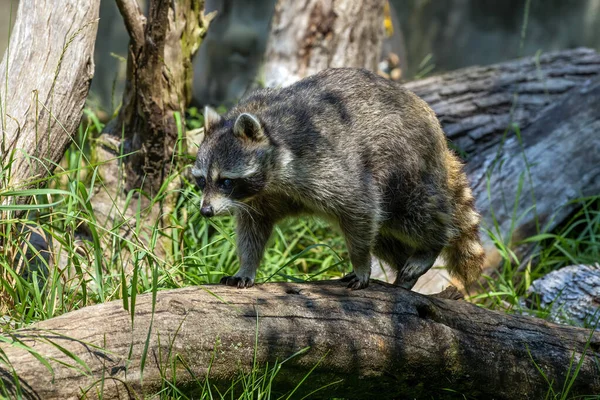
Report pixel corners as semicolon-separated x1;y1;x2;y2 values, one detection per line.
194;68;484;290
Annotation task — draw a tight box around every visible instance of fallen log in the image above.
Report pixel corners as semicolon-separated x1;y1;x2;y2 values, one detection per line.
1;282;599;399
465;73;600;270
405;48;600;155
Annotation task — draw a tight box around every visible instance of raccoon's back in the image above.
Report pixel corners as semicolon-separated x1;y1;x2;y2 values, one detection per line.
236;68;449;182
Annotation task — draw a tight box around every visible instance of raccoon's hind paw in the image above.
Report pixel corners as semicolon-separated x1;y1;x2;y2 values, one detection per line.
220;276;255;288
340;272;370;290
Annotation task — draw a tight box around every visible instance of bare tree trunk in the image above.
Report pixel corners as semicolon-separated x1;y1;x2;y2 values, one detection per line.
263;0;385;88
1;281;599;399
0;0;100;196
91;0;211;257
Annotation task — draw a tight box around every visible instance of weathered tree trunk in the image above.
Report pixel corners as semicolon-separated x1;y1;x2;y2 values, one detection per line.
0;0;100;195
263;0;385;88
91;0;211;257
2;282;599;399
0;0;99;313
466;74;600;267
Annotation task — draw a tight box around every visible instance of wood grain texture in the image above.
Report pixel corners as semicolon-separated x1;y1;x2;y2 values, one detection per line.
263;0;385;88
0;0;100;192
1;281;599;399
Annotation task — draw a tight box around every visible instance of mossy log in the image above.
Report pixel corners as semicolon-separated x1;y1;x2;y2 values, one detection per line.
1;282;599;399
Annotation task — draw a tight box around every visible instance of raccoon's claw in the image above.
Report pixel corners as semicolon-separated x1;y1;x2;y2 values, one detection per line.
220;276;255;288
340;273;369;290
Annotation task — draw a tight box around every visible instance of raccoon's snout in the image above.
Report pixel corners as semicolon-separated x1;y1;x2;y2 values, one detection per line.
200;205;214;218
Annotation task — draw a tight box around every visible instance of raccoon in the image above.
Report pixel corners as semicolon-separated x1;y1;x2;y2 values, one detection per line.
192;68;484;290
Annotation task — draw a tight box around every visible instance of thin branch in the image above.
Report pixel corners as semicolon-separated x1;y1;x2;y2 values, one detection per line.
115;0;146;52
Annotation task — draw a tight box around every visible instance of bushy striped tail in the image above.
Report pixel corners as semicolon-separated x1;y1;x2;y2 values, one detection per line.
442;151;484;286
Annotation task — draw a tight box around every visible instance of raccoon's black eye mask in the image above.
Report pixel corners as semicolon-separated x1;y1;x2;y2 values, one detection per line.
218;177;244;197
223;174;265;200
196;176;206;190
217;178;234;192
195;175;234;193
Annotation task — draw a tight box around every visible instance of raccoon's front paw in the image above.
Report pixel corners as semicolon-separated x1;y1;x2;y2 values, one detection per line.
220;276;255;288
340;272;370;290
394;268;419;290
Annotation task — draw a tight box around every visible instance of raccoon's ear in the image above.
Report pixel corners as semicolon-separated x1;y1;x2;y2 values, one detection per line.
233;113;266;142
204;106;223;133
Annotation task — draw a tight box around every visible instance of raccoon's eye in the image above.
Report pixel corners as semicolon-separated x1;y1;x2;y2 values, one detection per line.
196;176;206;190
219;178;233;190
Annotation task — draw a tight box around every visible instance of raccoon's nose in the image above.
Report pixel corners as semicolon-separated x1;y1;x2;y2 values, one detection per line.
200;205;214;217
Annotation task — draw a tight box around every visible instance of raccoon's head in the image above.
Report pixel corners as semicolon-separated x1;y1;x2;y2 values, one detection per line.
191;106;276;217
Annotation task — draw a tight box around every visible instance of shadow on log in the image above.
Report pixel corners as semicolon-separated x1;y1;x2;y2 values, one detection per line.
1;282;599;399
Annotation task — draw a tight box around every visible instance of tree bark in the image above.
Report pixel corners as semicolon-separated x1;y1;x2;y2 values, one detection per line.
404;48;600;156
527;264;600;327
0;0;100;195
466;73;600;270
1;281;599;399
90;0;211;258
263;0;385;88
